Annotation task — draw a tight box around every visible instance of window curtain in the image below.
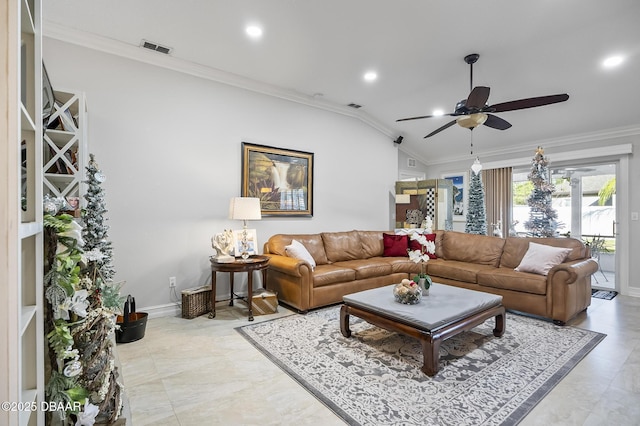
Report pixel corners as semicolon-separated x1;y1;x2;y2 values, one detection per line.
482;167;512;237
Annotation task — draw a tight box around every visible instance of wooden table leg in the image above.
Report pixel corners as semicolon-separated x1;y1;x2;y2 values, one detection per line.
247;270;254;321
421;336;440;376
493;311;506;337
340;305;352;338
229;272;234;306
262;268;268;290
208;272;217;319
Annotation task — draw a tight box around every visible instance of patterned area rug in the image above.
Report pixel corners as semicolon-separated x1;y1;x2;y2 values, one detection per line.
237;306;605;426
592;289;618;300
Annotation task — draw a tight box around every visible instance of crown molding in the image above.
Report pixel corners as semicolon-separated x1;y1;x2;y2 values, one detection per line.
421;125;640;166
480;143;633;170
43;21;396;139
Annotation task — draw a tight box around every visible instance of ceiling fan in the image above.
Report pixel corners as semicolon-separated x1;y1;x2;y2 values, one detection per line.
397;53;569;138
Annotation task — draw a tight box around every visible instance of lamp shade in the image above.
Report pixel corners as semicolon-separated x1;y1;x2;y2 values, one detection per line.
229;197;262;221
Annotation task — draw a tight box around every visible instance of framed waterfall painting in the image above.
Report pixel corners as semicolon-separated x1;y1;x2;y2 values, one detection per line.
442;172;467;221
241;142;314;217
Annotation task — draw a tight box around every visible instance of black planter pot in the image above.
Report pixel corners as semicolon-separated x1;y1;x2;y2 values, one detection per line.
116;295;147;343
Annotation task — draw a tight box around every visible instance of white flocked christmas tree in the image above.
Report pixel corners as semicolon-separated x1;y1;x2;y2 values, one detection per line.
465;166;488;235
83;154;116;281
524;146;559;237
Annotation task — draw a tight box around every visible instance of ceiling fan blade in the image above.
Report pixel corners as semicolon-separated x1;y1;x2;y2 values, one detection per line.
397;113;455;122
489;94;569;113
466;86;490;109
483;114;512;130
424;120;457;138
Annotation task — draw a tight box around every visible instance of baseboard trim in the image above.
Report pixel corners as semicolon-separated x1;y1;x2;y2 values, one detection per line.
139;303;181;319
626;287;640;298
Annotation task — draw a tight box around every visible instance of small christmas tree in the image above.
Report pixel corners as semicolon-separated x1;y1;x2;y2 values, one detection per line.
79;154;124;422
465;168;488;235
83;154;116;281
524;147;559;237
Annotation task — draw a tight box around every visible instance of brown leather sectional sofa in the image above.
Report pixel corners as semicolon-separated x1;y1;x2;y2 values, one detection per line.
263;230;598;324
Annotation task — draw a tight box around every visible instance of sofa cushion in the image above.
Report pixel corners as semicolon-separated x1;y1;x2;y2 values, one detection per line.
379;257;422;274
478;267;547;295
267;234;329;265
441;231;505;267
427;260;497;283
322;231;362;262
382;234;409;257
408;233;437;259
285;239;316;270
313;264;356;287
358;231;385;258
500;237;586;269
515;242;572;276
334;258;392;280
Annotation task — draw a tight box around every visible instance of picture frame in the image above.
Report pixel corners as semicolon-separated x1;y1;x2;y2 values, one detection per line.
242;142;314;217
442;172;467;221
232;229;258;257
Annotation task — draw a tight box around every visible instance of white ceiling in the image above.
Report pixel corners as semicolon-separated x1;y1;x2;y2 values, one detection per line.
44;0;640;164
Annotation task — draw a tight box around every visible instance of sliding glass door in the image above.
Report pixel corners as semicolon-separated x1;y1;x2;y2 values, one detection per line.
512;162;617;291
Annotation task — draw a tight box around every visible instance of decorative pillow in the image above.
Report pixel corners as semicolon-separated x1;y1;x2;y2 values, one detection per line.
383;234;409;257
515;242;572;276
285;239;316;270
408;233;438;259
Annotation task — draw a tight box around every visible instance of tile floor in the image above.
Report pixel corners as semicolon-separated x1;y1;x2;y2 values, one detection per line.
116;294;640;425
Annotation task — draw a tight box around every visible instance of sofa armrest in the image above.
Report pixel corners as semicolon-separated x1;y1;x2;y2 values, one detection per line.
548;258;599;285
263;254;312;278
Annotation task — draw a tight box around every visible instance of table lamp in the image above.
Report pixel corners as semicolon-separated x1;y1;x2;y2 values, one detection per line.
229;197;262;259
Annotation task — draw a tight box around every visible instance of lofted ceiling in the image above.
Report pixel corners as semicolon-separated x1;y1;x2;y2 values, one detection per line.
44;0;640;164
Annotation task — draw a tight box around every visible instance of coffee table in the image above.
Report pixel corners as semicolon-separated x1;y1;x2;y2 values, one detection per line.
341;283;505;376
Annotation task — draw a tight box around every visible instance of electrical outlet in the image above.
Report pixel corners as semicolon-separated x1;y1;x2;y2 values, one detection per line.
169;276;176;288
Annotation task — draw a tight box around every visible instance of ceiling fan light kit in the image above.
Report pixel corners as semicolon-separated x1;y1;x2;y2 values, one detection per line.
397;53;569;139
457;113;488;129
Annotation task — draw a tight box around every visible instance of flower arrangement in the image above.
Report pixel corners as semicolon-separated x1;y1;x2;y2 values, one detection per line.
407;216;436;287
393;279;422;304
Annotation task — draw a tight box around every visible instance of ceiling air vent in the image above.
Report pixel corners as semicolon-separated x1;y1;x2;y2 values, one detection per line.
407;158;417;168
347;103;362;109
140;39;173;55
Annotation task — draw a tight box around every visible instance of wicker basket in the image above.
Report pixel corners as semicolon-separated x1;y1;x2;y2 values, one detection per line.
181;286;212;319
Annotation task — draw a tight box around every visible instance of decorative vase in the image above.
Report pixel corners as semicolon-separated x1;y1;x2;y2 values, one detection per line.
393;282;422;305
418;275;432;296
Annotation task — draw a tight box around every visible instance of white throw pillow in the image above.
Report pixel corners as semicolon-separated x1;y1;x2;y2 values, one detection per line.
285;239;316;270
515;242;572;276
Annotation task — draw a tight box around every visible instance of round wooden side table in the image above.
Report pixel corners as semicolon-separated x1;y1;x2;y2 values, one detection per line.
209;255;269;321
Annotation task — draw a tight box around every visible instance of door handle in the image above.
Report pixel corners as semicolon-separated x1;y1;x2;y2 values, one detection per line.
613;220;618;236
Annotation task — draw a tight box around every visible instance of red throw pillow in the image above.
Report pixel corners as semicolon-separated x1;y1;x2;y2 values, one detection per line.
383;234;409;257
408;233;437;259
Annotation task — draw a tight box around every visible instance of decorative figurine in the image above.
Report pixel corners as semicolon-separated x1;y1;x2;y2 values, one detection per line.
211;229;235;263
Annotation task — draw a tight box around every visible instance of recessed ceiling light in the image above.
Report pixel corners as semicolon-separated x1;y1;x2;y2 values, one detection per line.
602;55;624;68
363;71;378;82
432;109;445;117
245;25;263;39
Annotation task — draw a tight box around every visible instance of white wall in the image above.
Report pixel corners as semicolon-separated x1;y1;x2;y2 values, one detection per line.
43;39;399;311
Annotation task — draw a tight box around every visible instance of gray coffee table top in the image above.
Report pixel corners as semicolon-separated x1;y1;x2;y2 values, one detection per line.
343;283;503;331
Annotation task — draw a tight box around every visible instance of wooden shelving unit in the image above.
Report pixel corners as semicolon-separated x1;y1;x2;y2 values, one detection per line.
1;0;45;424
43;90;87;203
